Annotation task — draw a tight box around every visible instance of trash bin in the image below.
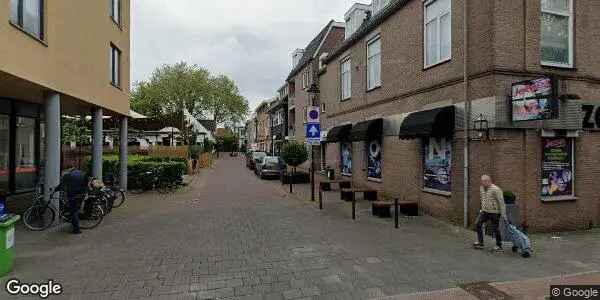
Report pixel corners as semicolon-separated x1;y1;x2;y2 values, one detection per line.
0;214;21;277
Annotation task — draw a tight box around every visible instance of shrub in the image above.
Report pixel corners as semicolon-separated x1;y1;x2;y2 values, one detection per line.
281;142;308;167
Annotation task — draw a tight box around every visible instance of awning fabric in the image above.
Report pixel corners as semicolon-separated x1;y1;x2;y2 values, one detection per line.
326;124;352;143
350;118;383;141
398;106;455;139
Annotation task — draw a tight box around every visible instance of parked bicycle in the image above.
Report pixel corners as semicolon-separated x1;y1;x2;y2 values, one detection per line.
102;174;126;208
23;183;105;231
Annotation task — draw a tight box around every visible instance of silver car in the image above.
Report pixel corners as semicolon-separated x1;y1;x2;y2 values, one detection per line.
256;156;285;179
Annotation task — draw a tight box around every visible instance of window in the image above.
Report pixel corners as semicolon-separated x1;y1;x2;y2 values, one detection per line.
110;0;121;25
341;142;352;176
541;0;573;67
10;0;44;40
367;37;382;90
0;115;9;192
541;137;575;200
424;0;451;67
341;59;352;100
110;45;121;87
15;117;37;192
423;137;452;194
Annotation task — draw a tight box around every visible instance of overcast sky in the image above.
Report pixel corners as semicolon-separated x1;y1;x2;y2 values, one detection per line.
131;0;363;111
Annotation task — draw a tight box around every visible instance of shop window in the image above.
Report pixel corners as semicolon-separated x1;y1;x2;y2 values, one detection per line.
341;142;352;176
423;136;452;194
15;117;37;192
367;138;382;181
541;0;573;67
0;115;9;192
541;137;575;200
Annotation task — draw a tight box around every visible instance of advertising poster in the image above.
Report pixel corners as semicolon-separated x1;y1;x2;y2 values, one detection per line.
367;139;382;180
423;137;452;193
511;77;559;121
341;142;352;176
541;138;574;198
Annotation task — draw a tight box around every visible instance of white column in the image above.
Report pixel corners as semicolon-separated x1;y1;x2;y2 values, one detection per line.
92;108;103;179
119;116;128;191
44;93;61;205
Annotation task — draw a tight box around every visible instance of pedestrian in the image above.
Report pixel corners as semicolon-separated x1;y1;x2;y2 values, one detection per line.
58;168;88;235
474;175;506;251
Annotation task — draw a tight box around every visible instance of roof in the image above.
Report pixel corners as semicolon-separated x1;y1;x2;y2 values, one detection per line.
198;119;216;133
129;110;148;119
325;0;409;64
287;20;342;81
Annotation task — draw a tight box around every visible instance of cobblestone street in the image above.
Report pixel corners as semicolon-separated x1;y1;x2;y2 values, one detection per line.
2;156;600;299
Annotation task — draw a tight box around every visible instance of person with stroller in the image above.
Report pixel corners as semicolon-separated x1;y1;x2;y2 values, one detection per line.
474;175;506;251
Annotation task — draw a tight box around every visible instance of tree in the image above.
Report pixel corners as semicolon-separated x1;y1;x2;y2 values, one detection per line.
131;62;250;144
281;142;309;193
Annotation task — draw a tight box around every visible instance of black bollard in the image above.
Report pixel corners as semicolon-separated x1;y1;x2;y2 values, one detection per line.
319;187;323;210
395;198;399;229
352;193;356;220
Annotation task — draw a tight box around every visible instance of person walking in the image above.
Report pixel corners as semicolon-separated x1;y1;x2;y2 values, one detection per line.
59;168;88;234
474;175;506;251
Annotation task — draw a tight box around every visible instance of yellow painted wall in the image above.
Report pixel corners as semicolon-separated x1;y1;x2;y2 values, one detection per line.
0;0;130;115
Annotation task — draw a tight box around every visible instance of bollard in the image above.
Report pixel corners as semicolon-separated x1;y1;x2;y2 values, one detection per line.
319;188;323;210
395;198;399;229
352;193;356;220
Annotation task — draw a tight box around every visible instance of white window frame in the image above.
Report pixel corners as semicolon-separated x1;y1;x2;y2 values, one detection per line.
367;36;382;90
540;0;574;68
423;0;452;68
340;58;352;101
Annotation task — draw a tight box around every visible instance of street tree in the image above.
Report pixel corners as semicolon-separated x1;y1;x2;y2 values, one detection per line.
280;142;309;193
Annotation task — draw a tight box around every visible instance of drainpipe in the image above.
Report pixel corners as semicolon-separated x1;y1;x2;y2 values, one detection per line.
463;0;471;228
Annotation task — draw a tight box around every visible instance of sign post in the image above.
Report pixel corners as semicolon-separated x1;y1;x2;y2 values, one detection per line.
306;106;320;202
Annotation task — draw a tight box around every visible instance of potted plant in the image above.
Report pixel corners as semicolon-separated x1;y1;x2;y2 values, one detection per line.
280;142;308;193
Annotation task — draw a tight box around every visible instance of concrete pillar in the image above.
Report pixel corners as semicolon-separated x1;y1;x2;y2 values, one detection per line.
44;93;61;205
92;108;103;179
119;116;128;191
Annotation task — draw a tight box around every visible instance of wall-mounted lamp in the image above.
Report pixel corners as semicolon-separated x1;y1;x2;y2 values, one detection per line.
473;114;490;140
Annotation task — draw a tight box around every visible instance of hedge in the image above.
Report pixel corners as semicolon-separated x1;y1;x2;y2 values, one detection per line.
84;155;188;180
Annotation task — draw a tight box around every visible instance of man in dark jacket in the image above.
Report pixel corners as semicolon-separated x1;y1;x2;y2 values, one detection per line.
59;168;88;234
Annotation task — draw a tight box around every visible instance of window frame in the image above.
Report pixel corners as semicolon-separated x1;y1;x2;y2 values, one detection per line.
9;0;45;42
366;36;382;91
423;0;452;69
110;0;122;28
340;58;352;101
540;0;574;68
110;44;122;88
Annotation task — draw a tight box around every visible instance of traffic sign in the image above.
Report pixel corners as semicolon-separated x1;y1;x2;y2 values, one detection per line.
306;123;321;145
307;106;320;123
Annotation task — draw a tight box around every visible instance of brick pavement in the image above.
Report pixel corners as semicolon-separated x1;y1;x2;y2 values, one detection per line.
1;155;599;299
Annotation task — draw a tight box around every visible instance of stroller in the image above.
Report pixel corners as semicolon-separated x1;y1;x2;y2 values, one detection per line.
500;217;532;258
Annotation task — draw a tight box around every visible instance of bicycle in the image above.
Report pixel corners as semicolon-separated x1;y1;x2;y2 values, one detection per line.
23;185;105;231
102;174;126;208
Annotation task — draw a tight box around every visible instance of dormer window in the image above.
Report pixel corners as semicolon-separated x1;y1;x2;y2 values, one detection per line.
344;3;371;39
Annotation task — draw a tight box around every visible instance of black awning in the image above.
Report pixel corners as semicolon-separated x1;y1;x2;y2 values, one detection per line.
399;106;455;139
350;118;383;141
326;124;353;143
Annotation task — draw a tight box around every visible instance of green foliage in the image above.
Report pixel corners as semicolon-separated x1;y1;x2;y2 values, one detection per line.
203;139;215;153
281;142;308;167
85;155;188;179
131;62;249;129
62;117;90;145
189;144;202;159
216;132;238;152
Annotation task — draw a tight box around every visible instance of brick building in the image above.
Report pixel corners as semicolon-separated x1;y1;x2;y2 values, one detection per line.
315;0;600;232
255;100;273;153
286;20;346;169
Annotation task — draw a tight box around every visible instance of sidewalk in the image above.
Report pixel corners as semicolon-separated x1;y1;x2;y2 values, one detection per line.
379;271;600;300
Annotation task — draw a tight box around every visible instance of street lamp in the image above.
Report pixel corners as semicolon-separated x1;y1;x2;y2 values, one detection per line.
307;83;320;203
473;114;489;140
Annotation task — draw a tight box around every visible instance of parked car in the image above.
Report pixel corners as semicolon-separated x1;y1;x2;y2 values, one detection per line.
246;151;267;170
256;156;285;179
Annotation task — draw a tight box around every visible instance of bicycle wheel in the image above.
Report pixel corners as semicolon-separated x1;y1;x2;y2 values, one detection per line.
23;205;56;231
79;204;104;230
111;189;126;208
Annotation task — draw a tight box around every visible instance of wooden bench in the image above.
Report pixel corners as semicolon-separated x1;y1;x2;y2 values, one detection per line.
340;188;378;202
319;180;351;192
372;201;392;218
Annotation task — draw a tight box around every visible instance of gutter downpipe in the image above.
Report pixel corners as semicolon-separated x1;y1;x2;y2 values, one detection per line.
463;0;471;229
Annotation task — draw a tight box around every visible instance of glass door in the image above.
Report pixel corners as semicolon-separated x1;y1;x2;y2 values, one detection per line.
0;115;9;192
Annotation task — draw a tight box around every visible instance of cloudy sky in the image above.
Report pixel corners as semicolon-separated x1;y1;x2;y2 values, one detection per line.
132;0;363;111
